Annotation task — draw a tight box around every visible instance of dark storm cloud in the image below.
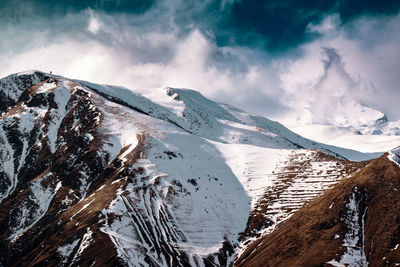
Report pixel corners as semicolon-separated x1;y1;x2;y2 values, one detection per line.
215;0;400;51
0;0;156;20
2;0;400;53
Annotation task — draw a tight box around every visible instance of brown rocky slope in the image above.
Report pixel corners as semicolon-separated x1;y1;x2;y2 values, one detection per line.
235;153;400;266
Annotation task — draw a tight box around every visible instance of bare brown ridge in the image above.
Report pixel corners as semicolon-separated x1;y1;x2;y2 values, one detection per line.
235;154;400;267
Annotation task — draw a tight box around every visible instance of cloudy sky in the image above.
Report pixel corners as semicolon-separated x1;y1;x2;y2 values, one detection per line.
1;0;400;127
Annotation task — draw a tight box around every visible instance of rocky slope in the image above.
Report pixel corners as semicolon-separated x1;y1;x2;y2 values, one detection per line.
0;70;387;266
235;150;400;267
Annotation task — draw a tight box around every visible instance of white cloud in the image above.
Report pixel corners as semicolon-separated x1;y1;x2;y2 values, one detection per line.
279;13;400;126
0;10;286;117
307;14;341;35
88;12;102;34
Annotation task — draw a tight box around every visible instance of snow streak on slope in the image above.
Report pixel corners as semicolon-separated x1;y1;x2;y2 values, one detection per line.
0;98;45;203
327;187;368;267
388;146;400;167
255;151;347;235
47;85;71;153
8;172;61;242
57;239;80;265
0;73;48;203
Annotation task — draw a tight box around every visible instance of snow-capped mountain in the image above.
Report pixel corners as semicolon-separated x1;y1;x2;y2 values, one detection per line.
356;115;400;136
0;70;397;266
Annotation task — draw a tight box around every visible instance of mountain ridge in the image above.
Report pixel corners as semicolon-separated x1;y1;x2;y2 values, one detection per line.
73;73;380;161
0;70;395;266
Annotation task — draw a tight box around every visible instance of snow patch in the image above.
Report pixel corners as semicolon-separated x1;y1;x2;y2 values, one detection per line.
77;228;93;255
213;141;293;207
36;82;57;93
70;228;94;264
388;147;400;167
57;239;80;264
71;199;95;220
17;70;39;76
9;173;60;242
93;99;140;163
327;259;345;267
47;85;71;153
335;189;368;266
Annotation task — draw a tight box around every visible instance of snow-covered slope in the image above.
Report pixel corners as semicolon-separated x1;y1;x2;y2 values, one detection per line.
76;81;378;161
213;145;365;260
0;70;392;266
